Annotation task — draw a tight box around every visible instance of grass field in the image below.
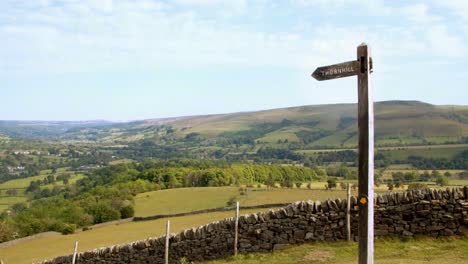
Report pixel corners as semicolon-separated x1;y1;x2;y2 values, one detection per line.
135;187;240;217
134;186;358;217
239;188;351;206
0;169;86;212
1;184;467;263
207;237;468;264
379;169;465;182
379;146;466;160
297;144;467;160
0;208;276;264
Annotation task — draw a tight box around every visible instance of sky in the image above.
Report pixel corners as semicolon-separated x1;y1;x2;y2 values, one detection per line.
1;0;467;121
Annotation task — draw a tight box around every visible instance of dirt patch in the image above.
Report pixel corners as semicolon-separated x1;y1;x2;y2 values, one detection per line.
303;250;332;262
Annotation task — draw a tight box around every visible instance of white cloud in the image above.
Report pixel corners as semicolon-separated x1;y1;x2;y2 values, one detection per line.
0;0;466;76
433;0;468;20
425;25;466;57
399;4;442;24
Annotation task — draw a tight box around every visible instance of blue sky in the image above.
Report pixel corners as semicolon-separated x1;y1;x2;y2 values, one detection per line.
1;0;467;121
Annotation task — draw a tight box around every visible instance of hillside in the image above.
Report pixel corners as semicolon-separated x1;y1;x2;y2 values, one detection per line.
1;101;467;149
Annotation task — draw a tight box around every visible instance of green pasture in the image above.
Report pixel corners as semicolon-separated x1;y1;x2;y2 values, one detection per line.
380;146;466;160
42;173;86;189
134;185;366;218
134;187;240;217
380;169;465;182
239;187;354;206
207;237;468;264
0;169;84;212
0;208;276;264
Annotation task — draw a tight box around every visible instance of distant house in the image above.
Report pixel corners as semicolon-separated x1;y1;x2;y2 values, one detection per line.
13;151;30;155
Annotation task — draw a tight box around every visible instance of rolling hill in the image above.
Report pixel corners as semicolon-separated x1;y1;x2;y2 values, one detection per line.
1;101;467;148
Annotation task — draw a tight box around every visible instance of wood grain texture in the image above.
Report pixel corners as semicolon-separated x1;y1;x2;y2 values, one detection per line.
357;43;374;264
311;60;359;81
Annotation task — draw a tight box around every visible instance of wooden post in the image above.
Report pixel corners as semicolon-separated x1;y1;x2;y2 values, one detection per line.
310;42;374;263
165;220;170;264
357;43;374;264
72;241;79;264
234;201;239;256
346;183;351;241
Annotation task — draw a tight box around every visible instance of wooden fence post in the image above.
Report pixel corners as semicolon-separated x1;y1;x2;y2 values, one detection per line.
72;241;79;264
234;201;239;256
347;183;351;241
165;220;170;264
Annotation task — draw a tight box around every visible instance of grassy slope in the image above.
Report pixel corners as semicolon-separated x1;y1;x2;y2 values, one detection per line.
206;237;468;264
48;101;468;147
135;187;240;217
2;186;468;263
134;187;352;217
0;208;275;264
0;169;85;212
163;101;468;146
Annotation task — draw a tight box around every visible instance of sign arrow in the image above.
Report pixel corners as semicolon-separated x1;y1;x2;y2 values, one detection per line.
311;60;359;81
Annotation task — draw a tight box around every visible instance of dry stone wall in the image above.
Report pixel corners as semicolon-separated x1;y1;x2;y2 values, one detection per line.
41;187;468;264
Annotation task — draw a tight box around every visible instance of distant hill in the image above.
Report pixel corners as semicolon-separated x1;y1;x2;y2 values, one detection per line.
1;101;467;148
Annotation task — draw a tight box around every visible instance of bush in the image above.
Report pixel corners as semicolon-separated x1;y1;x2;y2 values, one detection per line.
326;179;337;190
295;182;302;188
61;224;76;235
306;183;312;189
387;183;394;191
436;175;449;186
226;196;237;207
0;221;17;242
120;205;135;219
86;202;121;224
340;182;347;190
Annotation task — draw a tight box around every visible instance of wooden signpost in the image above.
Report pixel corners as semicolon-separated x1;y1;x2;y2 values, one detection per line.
311;43;374;264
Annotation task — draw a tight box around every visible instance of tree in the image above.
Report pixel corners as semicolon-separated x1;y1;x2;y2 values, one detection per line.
6;189;17;196
0;221;16;242
47;175;55;184
85;202;121;224
326;179;337;190
387;183;394;191
265;175;275;189
436;175;449;186
340;182;347;190
119;205;135;219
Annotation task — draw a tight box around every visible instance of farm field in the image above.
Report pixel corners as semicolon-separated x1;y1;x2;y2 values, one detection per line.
135;187;240;217
206;237;468;264
134;186;354;217
0;207;277;264
0;169;86;212
379;169;466;183
239;188;351;206
297;144;467;160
